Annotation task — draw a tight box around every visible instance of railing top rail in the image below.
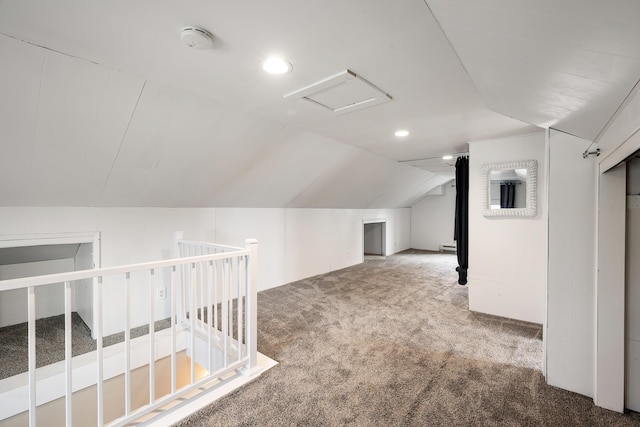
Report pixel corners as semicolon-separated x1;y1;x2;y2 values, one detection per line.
177;239;244;252
0;249;249;292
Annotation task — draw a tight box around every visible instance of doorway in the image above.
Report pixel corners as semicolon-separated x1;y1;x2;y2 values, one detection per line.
363;221;386;256
0;232;100;336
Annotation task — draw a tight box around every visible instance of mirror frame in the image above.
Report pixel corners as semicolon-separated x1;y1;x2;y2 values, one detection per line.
482;159;538;218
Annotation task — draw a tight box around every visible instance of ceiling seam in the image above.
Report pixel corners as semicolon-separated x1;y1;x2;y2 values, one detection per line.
284;151;362;208
548;127;590;141
96;80;147;205
201;124;290;204
405;176;453;207
439;22;640;61
0;32;124;71
420;0;484;103
453;45;621;87
590;76;640;149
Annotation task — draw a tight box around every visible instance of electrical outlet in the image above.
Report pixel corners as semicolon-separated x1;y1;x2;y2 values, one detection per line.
156;287;167;301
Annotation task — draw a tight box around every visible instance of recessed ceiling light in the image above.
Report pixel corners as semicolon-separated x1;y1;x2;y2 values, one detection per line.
394;130;409;137
262;57;293;75
442;155;454;160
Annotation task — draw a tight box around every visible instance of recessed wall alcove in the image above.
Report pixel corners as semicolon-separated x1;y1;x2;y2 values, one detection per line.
0;232;100;336
363;220;386;257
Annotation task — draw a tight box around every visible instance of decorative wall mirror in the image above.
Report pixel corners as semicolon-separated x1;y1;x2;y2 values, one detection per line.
482;160;537;217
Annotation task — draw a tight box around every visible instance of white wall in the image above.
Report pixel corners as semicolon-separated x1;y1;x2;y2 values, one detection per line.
0;258;75;327
283;208;410;284
468;132;547;324
74;242;95;332
214;208;285;291
0;206;410;336
546;130;596;398
411;180;456;251
393;208;412;254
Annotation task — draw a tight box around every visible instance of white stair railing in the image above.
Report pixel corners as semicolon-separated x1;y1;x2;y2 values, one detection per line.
0;236;258;426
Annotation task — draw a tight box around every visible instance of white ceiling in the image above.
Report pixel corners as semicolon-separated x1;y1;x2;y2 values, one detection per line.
427;0;640;141
0;0;638;208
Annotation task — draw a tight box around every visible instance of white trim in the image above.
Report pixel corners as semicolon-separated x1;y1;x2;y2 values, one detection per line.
283;69;392;116
594;162;626;412
543;129;550;380
362;219;387;261
0;250;248;291
140;353;277;427
600;127;640;173
0;232;99;249
363;219;387;224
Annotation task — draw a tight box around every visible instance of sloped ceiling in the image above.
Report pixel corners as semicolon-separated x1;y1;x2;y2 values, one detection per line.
0;1;639;208
0;244;80;266
426;0;640;141
0;35;448;208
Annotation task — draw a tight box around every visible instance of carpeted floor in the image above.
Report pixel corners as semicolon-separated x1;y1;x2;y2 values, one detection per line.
177;250;640;426
0;313;170;380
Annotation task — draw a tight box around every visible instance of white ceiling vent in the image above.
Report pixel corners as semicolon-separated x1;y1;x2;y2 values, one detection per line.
283;70;392;115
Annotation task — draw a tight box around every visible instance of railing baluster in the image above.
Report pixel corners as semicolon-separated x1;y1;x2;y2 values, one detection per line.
237;256;242;362
207;260;213;372
28;286;36;427
170;266;177;394
222;259;229;368
199;247;204;326
125;272;131;416
96;276;104;426
190;262;196;384
65;281;73;427
180;243;188;327
213;260;218;332
149;269;155;405
0;237;255;427
245;239;258;371
227;259;232;362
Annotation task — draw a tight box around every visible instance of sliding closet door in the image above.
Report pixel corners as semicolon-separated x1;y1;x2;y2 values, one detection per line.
626;157;640;411
595;162;626;412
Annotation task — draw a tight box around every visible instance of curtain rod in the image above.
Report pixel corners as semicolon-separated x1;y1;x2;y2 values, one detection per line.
398;152;469;163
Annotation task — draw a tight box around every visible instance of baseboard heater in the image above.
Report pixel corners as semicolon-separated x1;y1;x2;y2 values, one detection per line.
439;244;457;253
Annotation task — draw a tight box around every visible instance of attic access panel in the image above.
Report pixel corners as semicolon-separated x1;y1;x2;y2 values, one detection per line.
283;70;392;115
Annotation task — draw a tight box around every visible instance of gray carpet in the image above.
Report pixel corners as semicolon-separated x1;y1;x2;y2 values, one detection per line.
178;250;640;426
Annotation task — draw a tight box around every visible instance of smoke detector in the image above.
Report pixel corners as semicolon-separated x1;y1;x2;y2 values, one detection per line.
180;26;213;49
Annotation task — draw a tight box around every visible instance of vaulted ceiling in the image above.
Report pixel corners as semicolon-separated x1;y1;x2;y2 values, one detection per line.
0;0;638;208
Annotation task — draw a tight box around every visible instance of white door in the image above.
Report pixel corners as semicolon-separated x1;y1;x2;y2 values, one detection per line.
627;196;640;411
626;158;640;411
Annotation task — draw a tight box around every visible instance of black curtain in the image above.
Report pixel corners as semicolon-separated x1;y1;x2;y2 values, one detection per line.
500;182;515;208
454;156;469;285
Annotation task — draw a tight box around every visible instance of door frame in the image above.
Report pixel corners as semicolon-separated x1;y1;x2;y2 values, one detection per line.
362;219;386;260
